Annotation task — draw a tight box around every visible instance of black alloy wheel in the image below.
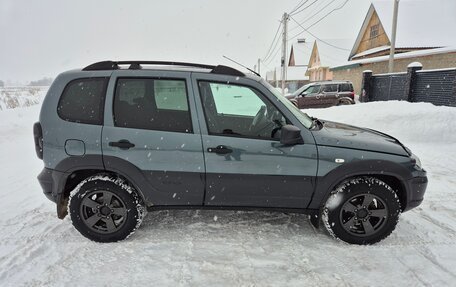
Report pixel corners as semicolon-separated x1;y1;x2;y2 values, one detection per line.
323;177;401;245
339;193;388;237
69;175;145;242
79;190;128;234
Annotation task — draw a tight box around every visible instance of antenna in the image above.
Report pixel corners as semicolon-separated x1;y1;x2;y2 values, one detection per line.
223;55;261;77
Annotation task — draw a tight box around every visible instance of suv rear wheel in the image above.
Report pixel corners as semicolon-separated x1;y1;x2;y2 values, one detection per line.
322;177;401;245
68;175;146;242
337;98;352;105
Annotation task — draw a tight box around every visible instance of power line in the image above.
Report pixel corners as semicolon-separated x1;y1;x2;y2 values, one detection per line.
262;21;282;61
263;32;282;63
289;0;309;15
264;40;282;66
305;0;349;31
288;0;349;41
290;0;319;16
289;15;350;51
289;0;339;33
287;0;350;46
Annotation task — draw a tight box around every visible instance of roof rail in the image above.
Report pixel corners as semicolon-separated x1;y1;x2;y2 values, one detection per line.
82;61;245;77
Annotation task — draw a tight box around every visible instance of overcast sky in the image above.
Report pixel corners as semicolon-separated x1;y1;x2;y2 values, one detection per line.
0;0;371;83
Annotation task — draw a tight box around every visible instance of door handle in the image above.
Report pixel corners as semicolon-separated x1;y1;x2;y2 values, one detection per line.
109;139;135;150
207;145;233;155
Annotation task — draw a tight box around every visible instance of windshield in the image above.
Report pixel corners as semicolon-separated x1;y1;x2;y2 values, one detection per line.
261;79;314;129
292;84;311;96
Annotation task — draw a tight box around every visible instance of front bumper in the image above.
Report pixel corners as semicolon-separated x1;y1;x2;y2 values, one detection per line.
403;170;428;211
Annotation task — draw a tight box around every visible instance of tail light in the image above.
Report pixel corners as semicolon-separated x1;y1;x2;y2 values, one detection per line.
33;122;43;159
349;92;355;99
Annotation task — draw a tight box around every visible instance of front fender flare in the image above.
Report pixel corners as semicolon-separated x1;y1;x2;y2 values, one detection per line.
307;159;412;210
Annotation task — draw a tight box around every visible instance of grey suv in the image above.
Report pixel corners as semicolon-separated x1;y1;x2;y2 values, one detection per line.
286;81;355;109
34;61;427;244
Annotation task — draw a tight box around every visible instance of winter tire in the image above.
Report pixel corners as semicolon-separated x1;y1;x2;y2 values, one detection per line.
323;177;401;245
337;98;352;105
68;175;146;243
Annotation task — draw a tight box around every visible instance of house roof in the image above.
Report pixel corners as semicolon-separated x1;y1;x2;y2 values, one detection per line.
332;46;456;70
308;39;353;69
352;45;390;59
350;0;456;59
289;41;313;66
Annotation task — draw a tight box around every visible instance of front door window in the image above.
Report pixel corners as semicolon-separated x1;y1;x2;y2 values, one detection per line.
198;81;287;140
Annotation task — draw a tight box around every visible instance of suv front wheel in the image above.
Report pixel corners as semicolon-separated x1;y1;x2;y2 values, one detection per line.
68;175;146;242
322;177;401;245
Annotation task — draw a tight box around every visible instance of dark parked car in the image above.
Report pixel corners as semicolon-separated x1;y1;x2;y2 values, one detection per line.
34;61;427;245
286;81;355;109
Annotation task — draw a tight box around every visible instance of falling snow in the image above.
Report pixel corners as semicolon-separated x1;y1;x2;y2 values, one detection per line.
0;100;455;286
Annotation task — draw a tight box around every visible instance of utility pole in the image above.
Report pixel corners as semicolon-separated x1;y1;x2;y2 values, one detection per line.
257;58;261;75
388;0;400;73
281;12;289;95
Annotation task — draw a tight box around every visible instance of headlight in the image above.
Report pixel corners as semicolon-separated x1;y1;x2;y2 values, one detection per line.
410;153;422;169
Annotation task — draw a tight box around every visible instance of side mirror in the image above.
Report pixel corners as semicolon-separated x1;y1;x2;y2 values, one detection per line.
280;125;304;145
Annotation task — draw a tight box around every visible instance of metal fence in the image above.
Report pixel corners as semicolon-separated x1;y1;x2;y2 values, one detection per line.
370;73;407;102
362;66;456;107
413;69;456;106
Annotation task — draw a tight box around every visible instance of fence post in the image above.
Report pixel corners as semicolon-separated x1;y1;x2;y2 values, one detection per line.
404;62;422;102
360;70;373;102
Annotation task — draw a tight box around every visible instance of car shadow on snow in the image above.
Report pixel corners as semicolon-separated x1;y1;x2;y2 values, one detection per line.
133;209;335;244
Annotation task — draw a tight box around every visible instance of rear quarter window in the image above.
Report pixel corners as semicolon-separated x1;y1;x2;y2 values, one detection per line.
339;83;354;92
57;78;108;125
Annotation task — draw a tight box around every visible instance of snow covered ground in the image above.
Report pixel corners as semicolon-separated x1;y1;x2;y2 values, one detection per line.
0;100;455;286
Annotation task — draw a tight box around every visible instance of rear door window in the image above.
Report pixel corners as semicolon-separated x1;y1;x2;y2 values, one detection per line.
322;84;337;93
113;78;192;133
57;78;108;125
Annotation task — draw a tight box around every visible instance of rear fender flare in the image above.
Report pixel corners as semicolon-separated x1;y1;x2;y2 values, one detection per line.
55;155;152;204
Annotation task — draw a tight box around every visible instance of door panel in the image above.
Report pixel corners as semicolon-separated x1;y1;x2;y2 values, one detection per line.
193;75;318;209
297;94;313;108
203;135;317;208
318;93;337;107
320;84;339;107
298;85;320;108
102;71;205;206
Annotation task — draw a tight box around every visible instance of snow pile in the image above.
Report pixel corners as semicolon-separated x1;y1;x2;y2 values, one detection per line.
307;101;456;145
0;101;455;286
0;86;48;110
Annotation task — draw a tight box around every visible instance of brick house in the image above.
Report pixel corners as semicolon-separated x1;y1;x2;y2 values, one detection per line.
331;0;456;94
